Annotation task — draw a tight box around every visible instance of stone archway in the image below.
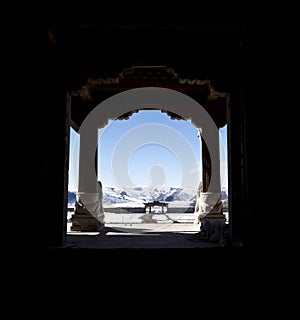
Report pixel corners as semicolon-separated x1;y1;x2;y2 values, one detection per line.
71;86;226;231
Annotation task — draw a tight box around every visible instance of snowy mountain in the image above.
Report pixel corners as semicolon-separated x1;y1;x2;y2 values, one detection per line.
68;185;228;207
103;185;198;207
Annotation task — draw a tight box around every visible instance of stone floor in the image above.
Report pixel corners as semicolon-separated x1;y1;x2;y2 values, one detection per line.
45;212;243;274
66;220;221;249
44;213;244;275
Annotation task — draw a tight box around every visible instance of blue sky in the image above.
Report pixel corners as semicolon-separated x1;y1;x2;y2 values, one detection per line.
68;110;227;191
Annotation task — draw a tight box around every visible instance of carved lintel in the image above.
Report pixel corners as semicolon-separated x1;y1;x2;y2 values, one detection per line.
79;85;93;101
72;65;228;129
117;109;184;121
162;110;184;120
117;110;140;120
77;65;227;102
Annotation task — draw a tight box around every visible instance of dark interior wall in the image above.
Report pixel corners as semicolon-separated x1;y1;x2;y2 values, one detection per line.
57;25;241;92
46;36;69;248
46;15;249;249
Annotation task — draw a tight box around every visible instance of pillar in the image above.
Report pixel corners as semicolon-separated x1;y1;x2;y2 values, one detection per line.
201;135;211;193
70;129;104;231
196;129;226;223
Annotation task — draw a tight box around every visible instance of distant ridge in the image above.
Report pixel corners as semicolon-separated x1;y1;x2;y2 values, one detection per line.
68;185;228;207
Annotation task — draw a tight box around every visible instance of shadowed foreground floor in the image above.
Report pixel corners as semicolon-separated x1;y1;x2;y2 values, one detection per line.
66;222;221;249
43;221;245;273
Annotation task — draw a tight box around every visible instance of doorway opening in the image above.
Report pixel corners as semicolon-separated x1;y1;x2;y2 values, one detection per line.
67;109;228;248
66;66;230;248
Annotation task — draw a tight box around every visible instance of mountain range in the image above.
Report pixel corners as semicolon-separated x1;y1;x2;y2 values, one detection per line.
68;185;228;207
